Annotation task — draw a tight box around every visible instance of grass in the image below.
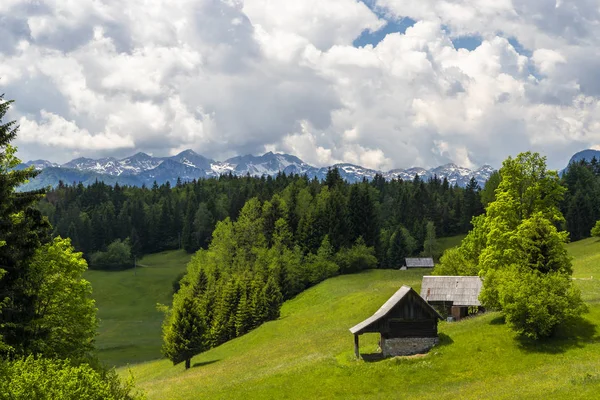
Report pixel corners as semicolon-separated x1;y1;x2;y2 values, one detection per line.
118;237;600;399
437;234;467;252
85;250;192;366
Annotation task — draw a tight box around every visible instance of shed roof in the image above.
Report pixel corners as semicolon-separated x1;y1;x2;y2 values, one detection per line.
349;286;442;335
420;276;483;306
405;258;435;268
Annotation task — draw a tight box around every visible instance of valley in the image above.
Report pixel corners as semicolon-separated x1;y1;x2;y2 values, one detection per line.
89;237;600;399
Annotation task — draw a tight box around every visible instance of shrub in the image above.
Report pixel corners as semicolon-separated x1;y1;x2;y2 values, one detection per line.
90;239;133;270
335;238;377;274
0;356;144;400
496;268;587;339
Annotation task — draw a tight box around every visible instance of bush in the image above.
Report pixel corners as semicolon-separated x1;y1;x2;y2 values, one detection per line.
0;356;144;400
591;220;600;237
335;238;377;274
496;268;587;339
90;239;133;270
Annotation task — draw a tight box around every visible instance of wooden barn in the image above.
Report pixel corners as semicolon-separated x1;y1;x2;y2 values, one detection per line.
349;286;443;358
420;276;483;320
405;257;435;268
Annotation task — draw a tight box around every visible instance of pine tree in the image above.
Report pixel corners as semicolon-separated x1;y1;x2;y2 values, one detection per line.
263;277;283;320
182;197;196;252
234;288;252;336
162;297;207;369
422;221;439;258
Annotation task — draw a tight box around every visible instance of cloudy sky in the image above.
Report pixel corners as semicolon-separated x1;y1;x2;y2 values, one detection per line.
1;0;599;170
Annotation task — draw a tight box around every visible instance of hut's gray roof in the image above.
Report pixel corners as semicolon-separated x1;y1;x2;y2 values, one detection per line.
349;286;442;335
405;258;435;268
420;276;483;306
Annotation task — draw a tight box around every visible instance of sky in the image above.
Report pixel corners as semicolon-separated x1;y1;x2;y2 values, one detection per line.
1;0;600;171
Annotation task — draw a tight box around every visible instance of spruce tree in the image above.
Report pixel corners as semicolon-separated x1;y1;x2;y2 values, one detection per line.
263;277;283;320
162;297;207;370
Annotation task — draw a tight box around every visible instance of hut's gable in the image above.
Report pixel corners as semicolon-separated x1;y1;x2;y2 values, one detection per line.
349;286;442;336
420;276;483;306
349;286;443;357
405;257;435;268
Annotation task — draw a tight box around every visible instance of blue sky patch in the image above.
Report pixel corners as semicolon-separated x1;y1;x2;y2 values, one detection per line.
353;17;416;48
451;35;483;51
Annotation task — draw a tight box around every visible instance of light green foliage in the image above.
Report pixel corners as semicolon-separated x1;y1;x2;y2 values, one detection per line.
494;267;587;339
436;152;585;339
0;356;144;400
26;237;97;359
433;247;478;276
91;239;133;270
591;220;600;237
422;221;439;258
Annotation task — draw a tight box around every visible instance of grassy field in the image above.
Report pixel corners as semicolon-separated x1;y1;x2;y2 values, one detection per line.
86;250;192;366
437;234;466;252
118;237;600;399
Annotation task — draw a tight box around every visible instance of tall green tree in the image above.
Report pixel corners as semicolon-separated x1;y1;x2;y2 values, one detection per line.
25;237;97;359
162;296;207;370
436;152;585;339
0;96;51;356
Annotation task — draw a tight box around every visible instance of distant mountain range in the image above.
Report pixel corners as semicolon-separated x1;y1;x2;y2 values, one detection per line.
17;150;497;191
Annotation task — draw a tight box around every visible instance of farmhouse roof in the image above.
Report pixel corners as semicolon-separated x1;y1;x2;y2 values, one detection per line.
405;257;435;268
420;276;483;306
349;286;442;335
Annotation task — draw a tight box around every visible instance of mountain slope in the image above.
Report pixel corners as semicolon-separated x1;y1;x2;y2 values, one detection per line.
568;149;600;164
19;150;496;190
124;238;600;399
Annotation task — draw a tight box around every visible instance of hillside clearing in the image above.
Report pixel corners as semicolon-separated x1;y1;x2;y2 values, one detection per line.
86;250;191;366
122;238;600;399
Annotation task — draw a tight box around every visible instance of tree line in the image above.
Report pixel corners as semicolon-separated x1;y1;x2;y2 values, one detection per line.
39;166;486;270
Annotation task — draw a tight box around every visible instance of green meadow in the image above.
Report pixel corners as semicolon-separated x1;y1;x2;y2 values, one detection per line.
88;238;600;399
85;250;192;366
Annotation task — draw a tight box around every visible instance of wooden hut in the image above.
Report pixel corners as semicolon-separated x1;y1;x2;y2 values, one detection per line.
349;286;443;358
420;276;483;320
405;257;435;268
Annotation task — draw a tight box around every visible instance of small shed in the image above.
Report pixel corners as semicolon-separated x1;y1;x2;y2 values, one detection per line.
349;286;443;358
420;276;483;320
405;257;435;268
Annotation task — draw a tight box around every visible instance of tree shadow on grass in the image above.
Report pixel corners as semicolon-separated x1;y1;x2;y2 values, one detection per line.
192;359;220;368
489;315;506;325
437;332;454;347
517;317;599;354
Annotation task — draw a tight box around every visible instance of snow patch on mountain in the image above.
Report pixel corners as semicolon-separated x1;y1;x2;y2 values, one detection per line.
23;150;496;188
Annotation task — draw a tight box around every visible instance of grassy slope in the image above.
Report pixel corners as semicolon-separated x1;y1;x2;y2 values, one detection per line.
86;250;192;366
124;238;600;400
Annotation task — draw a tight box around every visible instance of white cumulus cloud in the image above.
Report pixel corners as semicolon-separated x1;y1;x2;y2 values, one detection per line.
0;0;598;171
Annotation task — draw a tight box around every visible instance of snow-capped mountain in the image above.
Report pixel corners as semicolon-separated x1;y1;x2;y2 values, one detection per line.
18;159;60;170
119;152;164;175
19;150;496;190
219;152;312;177
169;150;214;171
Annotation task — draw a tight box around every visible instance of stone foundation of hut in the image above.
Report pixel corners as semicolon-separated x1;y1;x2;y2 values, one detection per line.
381;337;439;357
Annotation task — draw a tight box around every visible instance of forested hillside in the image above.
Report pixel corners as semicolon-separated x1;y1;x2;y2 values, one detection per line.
38;170;485;268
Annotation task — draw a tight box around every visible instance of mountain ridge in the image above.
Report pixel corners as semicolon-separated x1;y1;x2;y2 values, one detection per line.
18;149;495;191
